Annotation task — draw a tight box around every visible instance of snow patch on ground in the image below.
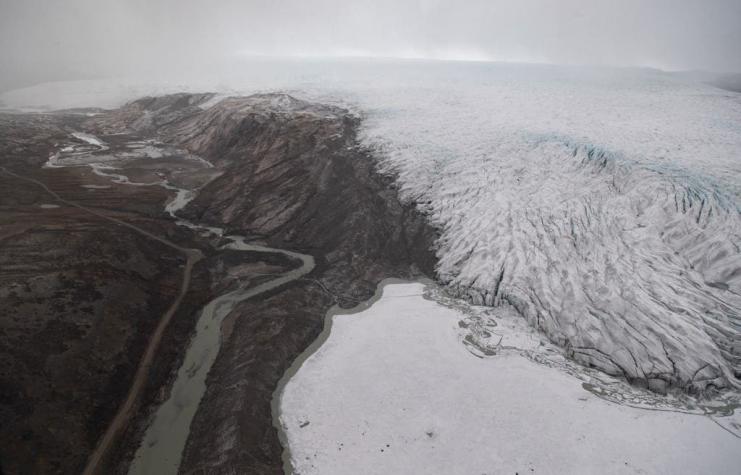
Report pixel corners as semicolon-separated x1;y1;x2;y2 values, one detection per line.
71;132;105;147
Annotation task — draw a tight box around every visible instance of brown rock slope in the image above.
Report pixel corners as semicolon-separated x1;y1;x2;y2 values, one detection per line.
92;93;437;474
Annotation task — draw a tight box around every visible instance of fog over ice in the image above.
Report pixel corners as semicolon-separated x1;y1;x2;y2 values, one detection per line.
2;0;741;91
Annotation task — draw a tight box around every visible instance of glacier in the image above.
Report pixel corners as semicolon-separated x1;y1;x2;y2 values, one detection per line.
353;65;741;393
2;60;740;393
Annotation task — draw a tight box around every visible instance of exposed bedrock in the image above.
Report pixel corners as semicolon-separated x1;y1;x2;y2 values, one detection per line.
92;93;437;298
89;93;437;473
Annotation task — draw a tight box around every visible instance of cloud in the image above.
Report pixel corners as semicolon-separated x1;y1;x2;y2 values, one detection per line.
1;0;740;90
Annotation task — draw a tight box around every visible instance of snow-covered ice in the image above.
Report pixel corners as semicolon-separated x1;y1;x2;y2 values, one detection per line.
346;64;741;392
278;281;741;475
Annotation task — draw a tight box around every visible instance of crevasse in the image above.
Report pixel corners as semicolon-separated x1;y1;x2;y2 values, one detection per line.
373;131;740;393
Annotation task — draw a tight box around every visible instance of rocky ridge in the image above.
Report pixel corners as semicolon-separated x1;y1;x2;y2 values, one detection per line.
85;93;437;474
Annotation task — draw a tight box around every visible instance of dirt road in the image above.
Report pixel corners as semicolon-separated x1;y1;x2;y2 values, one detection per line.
0;167;203;475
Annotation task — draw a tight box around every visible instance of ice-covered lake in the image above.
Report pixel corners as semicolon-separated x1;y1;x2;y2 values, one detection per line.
4;58;739;391
277;281;741;475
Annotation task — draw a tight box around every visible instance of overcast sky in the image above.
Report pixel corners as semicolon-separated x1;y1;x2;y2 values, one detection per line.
2;0;740;90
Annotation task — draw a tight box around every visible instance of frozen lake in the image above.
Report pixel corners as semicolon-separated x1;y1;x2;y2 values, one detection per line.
277;281;741;475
